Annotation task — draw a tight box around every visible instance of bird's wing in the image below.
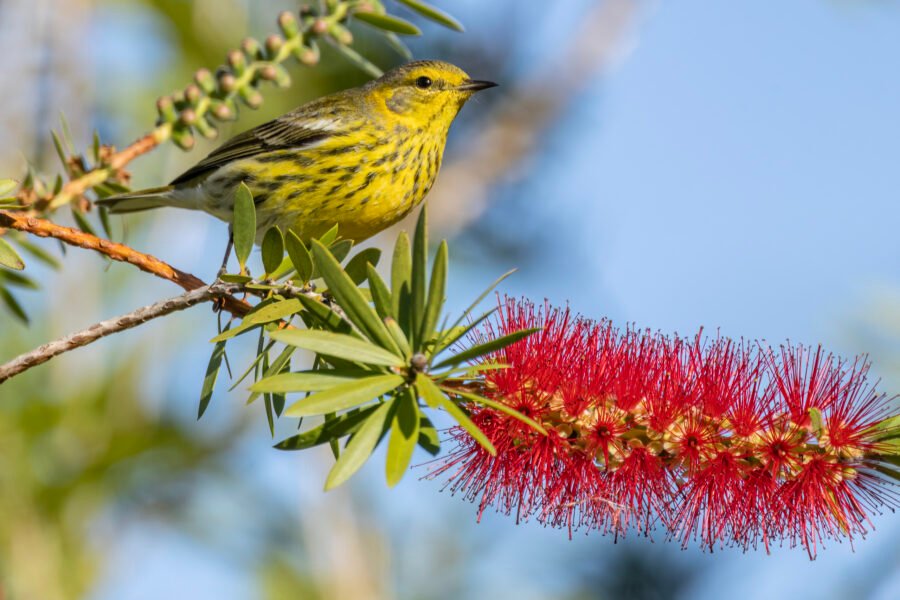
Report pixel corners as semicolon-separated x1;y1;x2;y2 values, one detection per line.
169;108;346;186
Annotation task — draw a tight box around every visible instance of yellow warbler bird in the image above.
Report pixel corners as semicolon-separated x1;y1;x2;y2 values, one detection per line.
99;60;496;247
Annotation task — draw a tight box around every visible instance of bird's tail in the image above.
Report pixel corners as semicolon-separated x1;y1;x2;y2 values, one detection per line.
95;186;178;214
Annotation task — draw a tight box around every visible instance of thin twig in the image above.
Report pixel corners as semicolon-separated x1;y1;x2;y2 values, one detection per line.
0;283;239;384
0;209;250;316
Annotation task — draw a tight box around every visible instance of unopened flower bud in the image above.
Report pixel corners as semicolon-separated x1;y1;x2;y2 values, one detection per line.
330;24;353;46
211;100;236;121
217;72;237;94
277;11;300;38
311;19;328;34
172;126;195;150
156;95;177;123
265;34;284;57
194;116;219;140
184;84;201;105
227;49;247;73
194;68;216;94
239;86;263;109
179;108;197;126
241;37;262;59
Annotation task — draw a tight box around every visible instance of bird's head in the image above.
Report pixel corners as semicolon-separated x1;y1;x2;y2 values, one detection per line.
366;60;497;128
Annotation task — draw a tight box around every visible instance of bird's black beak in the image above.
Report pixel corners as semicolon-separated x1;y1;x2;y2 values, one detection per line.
457;79;498;92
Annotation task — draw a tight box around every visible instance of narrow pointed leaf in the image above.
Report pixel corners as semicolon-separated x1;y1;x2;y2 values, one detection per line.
284;374;403;417
445;387;547;435
199;328;229;418
324;399;394;490
410;208;428;346
396;0;465;31
384;32;413;59
0;179;17;196
209;299;301;342
433;328;540;370
384;317;412;359
386;388;420;486
417;414;441;456
232;182;256;272
261;226;284;275
0;238;25;270
419;239;447;344
271;329;402;367
329;41;384;77
344;248;382;285
16;239;60;269
0;287;28;323
329;239;353;263
286;230;313;282
71;209;97;237
247;344;295;405
367;264;394;320
433;308;497;356
417;376;495;455
250;368;376;393
296;293;356;336
311;240;398;353
355;11;422;35
391;231;411;317
275;405;379;450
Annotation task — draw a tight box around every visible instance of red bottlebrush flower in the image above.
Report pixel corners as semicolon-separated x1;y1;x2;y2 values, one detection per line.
435;297;900;558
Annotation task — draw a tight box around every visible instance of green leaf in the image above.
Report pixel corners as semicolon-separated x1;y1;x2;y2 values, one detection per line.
232;182;256;272
246;344;295;405
432;328;539;370
419;239;447;344
199;329;229;419
16;238;60;269
386;388;421;486
261;226;284;275
311;240;399;354
366;264;393;320
0;179;17;196
324;398;394;490
0;270;38;289
271;329;403;367
329;41;384;78
250;368;376;393
391;231;411;329
209;299;301;342
318;224;340;247
285;374;403;417
432;309;497;356
275;405;379;450
0;237;25;270
384;317;412;359
0;286;27;323
71;209;97;237
410;208;428;347
354;11;422;35
417;414;441;456
329;239;354;264
447;270;514;334
98;206;114;239
285;230;313;282
808;407;824;434
384;32;413;60
396;0;465;32
296;293;356;336
218;274;253;284
344;248;382;285
445;387;547;435
416;376;495;455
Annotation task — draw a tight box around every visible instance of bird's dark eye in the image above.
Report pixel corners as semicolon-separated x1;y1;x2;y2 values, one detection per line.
415;76;433;89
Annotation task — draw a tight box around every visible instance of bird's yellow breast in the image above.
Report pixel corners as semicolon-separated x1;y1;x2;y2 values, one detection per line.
203;121;447;243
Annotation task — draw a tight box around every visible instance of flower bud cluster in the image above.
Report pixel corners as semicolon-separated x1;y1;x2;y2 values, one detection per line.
435;298;899;558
